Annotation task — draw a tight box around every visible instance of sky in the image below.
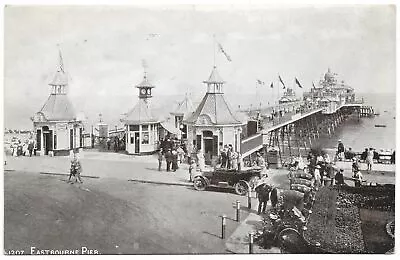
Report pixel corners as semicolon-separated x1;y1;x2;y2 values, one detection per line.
3;4;396;129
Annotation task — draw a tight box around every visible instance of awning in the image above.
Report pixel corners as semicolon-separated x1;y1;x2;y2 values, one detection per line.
160;121;180;135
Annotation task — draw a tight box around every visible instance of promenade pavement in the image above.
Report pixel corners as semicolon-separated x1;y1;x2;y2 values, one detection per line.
4;151;193;187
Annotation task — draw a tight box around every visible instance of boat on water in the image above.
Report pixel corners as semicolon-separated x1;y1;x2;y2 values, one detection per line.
375;124;387;128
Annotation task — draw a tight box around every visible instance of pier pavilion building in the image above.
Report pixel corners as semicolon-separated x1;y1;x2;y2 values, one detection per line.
170;93;195;140
184;66;246;164
122;72;160;155
32;51;83;156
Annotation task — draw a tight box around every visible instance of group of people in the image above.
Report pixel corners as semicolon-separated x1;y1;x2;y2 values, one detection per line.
255;178;278;215
305;151;349;188
218;144;243;171
157;145;186;172
8;136;36;157
106;135;125;152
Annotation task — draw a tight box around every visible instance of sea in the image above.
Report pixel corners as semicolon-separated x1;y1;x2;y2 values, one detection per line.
316;93;396;152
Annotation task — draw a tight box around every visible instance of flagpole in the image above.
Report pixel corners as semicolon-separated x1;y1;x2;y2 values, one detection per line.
213;34;216;67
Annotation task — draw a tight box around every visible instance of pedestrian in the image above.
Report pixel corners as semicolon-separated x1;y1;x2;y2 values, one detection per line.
220;145;227;168
335;169;345;186
17;140;23;156
337;140;345;161
171;149;178;172
165;149;172;172
227;145;233;169
352;158;360;174
69;152;83;183
255;152;268;177
361;148;368;162
366;148;374;171
314;165;322;188
237;152;243;171
114;136;119;152
157;148;163;171
28;138;34;157
353;169;363;187
177;146;184;164
270;187;278;208
326;163;336;186
255;180;272;215
391;150;395;164
197;150;205;172
231;151;238;170
107;137;111;150
189;158;197;182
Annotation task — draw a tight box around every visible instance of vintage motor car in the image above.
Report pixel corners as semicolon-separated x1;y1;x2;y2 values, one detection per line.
192;167;264;195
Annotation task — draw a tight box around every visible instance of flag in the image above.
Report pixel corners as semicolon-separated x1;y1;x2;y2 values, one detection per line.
58;49;64;73
278;75;286;89
295;77;303;88
270;82;274;88
256;79;265;85
312;81;316;88
218;42;232;62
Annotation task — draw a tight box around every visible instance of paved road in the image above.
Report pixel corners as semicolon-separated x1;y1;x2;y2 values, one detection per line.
4;171;250;254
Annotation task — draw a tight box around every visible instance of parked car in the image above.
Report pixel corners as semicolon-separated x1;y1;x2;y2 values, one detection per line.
193;167;264;195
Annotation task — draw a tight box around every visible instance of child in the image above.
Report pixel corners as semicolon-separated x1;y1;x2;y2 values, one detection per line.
189;158;197;182
69;152;83;183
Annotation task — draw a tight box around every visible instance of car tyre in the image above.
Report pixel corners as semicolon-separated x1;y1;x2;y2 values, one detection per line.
193;176;207;191
234;181;248;196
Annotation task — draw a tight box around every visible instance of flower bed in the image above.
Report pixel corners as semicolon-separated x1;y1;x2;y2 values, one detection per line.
304;186;365;253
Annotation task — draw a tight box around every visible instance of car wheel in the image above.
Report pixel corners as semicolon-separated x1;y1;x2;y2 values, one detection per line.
234;181;248;196
249;176;260;191
193;176;207;191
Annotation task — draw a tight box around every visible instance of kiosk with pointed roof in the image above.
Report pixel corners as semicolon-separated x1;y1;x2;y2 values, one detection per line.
32;50;83;156
185;66;245;164
170;93;195;139
122;72;160;154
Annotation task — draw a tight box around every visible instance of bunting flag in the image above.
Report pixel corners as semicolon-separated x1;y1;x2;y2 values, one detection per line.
58;49;64;73
278;75;286;89
256;79;265;85
218;42;232;62
270;82;274;88
295;77;303;88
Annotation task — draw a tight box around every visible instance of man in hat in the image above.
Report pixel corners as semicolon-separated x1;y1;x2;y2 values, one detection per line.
165;148;172;172
255;178;272;214
337;140;345;161
335;169;345;186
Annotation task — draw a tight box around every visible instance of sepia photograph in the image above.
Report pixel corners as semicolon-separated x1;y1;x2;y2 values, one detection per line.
2;1;397;255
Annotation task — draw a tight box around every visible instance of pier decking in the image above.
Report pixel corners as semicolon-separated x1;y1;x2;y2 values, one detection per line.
240;100;374;160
